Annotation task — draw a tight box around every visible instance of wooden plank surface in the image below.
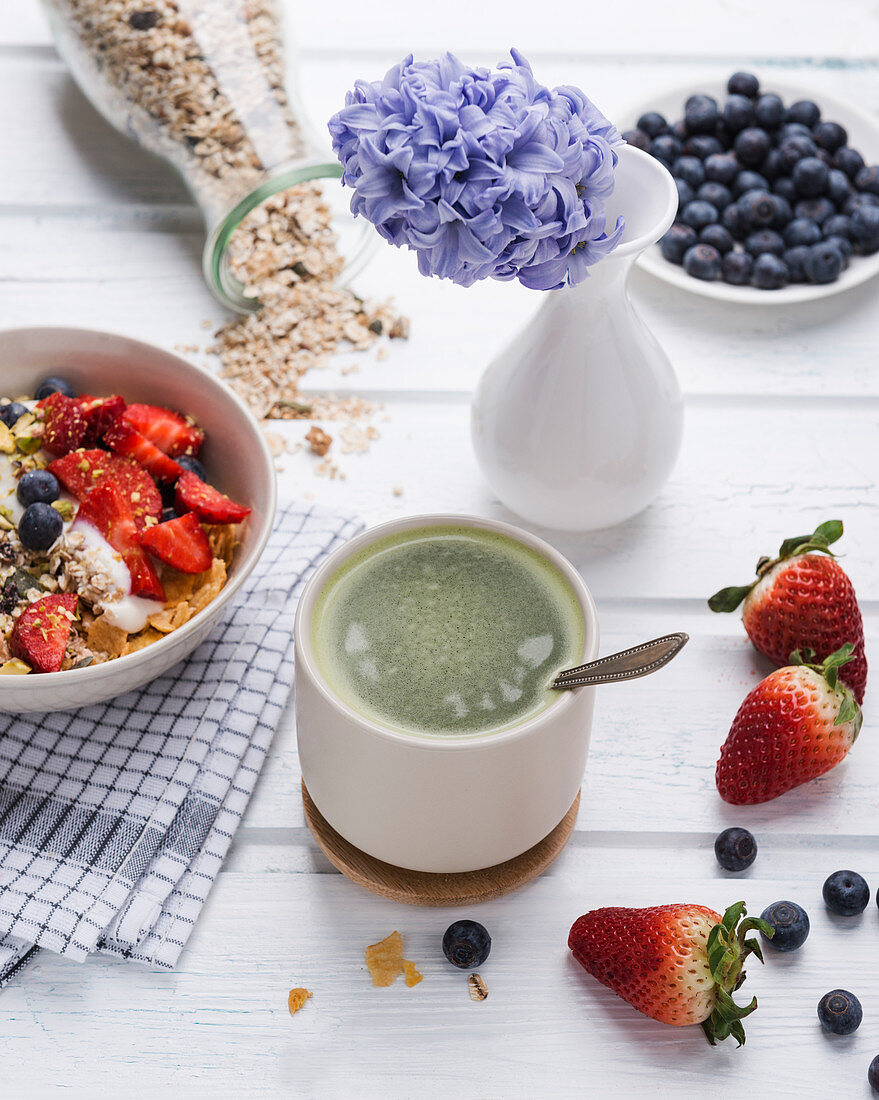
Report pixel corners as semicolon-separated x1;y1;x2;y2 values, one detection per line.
2;0;879;1095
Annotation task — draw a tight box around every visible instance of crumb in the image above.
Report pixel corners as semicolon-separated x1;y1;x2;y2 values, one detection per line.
468;973;488;1001
392;485;404;497
305;426;332;457
288;988;312;1015
365;931;404;987
402;960;423;988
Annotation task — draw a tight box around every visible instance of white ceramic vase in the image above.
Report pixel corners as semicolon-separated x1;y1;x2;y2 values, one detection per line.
471;144;682;532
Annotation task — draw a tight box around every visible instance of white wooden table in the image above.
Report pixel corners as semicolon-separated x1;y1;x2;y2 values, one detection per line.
3;3;879;1096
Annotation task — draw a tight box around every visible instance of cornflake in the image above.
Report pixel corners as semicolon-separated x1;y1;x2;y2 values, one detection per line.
287;988;312;1016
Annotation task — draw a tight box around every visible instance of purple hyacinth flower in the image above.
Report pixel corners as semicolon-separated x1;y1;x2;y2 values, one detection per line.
328;50;625;290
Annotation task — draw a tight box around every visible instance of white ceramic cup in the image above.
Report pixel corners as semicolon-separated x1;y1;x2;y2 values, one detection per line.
294;514;600;873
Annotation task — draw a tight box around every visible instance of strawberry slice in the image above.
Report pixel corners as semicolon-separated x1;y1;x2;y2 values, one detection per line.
123;403;204;457
49;450;162;531
79;394;127;447
140;511;214;574
10;594;78;674
76;480;165;601
103;418;183;483
41;393;87;456
175;470;251;524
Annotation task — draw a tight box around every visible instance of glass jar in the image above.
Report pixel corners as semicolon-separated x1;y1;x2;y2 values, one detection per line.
41;0;372;312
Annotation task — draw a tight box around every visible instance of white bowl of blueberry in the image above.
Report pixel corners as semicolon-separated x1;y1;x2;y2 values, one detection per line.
624;72;879;301
0;326;276;713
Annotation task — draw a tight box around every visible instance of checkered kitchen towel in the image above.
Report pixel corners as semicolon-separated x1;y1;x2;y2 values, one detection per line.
0;503;361;985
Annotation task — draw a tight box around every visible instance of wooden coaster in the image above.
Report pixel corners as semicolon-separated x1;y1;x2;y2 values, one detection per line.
302;781;580;907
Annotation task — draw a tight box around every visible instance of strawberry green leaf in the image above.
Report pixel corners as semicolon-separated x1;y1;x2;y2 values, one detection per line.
700;903;768;1046
813;519;843;545
836;693;859;727
708;585;754;613
722;901;746;933
778;532;815;557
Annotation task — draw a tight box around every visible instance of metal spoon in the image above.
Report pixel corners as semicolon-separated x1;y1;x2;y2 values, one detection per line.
550;632;689;689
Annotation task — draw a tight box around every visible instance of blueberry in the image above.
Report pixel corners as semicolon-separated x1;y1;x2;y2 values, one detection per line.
684;95;718;136
746;229;785;256
795;197;836;224
674;178;695;209
700;225;734;254
622;128;651;152
683;244;722;280
761;148;785;182
722;94;755;134
161;506;178;524
721;204;745;239
787;99;821;128
776;122;812;144
673;156;705;188
732;171;769;199
0;402;28;428
696;182;732;211
649;135;682;164
727;72;759;98
818;990;862;1035
737;189;777;228
683;134;724;160
851;206;879;254
16;470;60;508
772;177;797;204
18;502;63;552
826;168;853;207
844;192;879;218
771;194;793;227
734;127;771;167
783;245;811;282
176;454;207;481
783;217;822;247
637;112;668;138
34;376;77;401
704;153;739;185
823;870;870;916
760;900;810;950
855;165;879;195
714;827;757;871
442;920;491;969
869;1055;879;1092
680;200;718;229
671;119;688;142
722;250;754;285
792;156;829;198
754;93;785;129
778;135;819;174
805;241;845;284
752;253;790;289
824;235;852;265
813;120;847;153
823;214;853;241
834;146;865;179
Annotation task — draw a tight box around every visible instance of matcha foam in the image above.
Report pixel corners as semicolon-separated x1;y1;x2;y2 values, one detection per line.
312;525;585;737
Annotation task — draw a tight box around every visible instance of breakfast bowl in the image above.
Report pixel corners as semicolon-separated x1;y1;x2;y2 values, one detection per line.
294;514;600;874
0;326;276;713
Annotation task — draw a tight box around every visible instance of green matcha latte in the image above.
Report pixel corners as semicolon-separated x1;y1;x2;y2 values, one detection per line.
311;525;585;738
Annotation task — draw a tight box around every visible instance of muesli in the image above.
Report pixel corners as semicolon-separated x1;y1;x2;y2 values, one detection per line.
0;377;250;674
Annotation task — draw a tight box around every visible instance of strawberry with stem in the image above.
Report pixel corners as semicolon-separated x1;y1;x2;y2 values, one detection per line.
716;644;862;805
708;519;867;703
568;901;772;1046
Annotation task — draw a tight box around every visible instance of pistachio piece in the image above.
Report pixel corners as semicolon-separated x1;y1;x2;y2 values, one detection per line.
0;423;15;455
52;499;76;521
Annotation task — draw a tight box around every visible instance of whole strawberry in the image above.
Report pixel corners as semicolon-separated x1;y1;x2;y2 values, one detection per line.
708;520;866;703
716;645;862;805
568;901;771;1045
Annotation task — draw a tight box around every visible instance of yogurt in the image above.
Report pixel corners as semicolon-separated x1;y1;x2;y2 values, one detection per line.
70;519;163;633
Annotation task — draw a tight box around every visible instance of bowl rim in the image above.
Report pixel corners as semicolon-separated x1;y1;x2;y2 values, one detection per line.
0;324;277;687
293;511;601;752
